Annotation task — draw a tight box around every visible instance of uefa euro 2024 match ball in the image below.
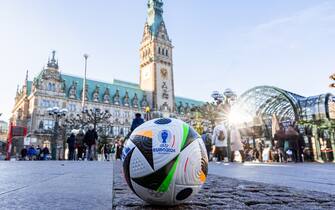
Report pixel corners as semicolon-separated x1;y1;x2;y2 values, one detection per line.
122;118;208;206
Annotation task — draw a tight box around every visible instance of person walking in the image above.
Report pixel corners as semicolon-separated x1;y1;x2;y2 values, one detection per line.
36;145;42;160
286;125;299;163
255;139;264;162
201;130;212;161
42;146;50;160
274;124;287;163
297;130;306;162
130;113;144;133
115;138;124;160
101;144;110;161
27;145;37;160
212;123;228;162
230;126;245;163
21;147;27;160
76;129;85;160
84;124;98;161
67;131;76;160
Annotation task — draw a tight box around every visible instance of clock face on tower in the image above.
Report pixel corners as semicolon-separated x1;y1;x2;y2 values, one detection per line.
140;66;154;91
160;68;168;79
143;68;151;80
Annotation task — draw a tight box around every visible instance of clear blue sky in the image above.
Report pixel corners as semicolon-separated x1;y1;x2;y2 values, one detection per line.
0;0;334;121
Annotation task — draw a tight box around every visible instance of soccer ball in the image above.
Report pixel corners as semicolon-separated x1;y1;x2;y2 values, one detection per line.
122;118;208;206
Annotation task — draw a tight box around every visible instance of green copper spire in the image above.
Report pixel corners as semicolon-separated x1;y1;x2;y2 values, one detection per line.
147;0;164;37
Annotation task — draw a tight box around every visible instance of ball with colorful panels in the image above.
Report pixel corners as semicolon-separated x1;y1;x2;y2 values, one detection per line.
122;118;208;206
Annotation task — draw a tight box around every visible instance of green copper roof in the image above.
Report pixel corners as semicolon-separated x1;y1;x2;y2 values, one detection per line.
26;81;32;96
61;74;144;108
113;79;140;89
175;96;204;107
29;70;203;110
147;0;164;37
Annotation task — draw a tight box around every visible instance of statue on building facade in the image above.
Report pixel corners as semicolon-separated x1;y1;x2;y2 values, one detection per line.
92;85;100;102
132;93;139;108
141;94;149;108
103;88;110;104
123;91;130;107
68;81;77;99
113;89;120;105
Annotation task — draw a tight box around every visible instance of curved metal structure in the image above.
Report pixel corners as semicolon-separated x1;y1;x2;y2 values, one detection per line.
234;86;334;124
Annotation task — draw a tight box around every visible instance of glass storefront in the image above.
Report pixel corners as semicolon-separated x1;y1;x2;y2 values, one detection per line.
234;86;335;163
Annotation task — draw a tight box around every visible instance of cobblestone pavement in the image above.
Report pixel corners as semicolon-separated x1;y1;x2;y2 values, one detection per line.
210;162;335;195
0;162;113;210
113;161;335;210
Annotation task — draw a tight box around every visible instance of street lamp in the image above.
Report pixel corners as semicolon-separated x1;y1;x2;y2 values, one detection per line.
47;107;68;160
82;54;89;110
211;91;224;105
211;89;237;162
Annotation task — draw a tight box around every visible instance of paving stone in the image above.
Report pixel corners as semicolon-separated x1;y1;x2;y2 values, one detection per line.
112;161;335;210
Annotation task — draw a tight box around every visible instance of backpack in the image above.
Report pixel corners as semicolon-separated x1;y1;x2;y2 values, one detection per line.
218;130;225;141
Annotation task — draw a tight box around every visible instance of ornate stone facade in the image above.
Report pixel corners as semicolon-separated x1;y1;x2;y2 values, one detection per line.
10;0;203;155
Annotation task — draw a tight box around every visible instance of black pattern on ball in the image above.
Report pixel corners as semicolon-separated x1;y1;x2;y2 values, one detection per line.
176;188;193;201
154;118;172;125
131;135;154;170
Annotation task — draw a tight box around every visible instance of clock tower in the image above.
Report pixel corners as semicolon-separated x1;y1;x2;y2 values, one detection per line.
140;0;175;113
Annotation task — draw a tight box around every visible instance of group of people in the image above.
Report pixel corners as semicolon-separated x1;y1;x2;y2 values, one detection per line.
66;124;99;161
65;113;144;161
202;122;306;163
273;124;305;163
20;145;50;160
202;124;246;163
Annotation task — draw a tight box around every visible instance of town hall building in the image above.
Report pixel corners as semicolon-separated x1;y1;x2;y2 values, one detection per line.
10;0;203;153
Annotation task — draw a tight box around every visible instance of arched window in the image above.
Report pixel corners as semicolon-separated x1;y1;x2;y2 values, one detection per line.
166;49;168;57
48;83;52;91
52;83;56;92
158;47;161;54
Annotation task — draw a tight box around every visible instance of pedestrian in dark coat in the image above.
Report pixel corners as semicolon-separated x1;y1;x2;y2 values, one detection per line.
84;125;98;161
21;147;27;160
67;131;76;160
274;124;287;163
42;146;50;160
76;129;85;160
286;126;299;163
130;113;144;133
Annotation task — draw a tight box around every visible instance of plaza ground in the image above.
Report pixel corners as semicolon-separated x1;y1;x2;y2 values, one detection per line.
0;161;334;209
209;162;335;195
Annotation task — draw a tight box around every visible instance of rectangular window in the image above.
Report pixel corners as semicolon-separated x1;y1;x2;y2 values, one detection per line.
68;104;76;112
113;126;120;136
43;120;54;130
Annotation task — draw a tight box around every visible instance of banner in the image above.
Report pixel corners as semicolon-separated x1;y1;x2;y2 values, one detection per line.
6;123;27;160
5;123;13;160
